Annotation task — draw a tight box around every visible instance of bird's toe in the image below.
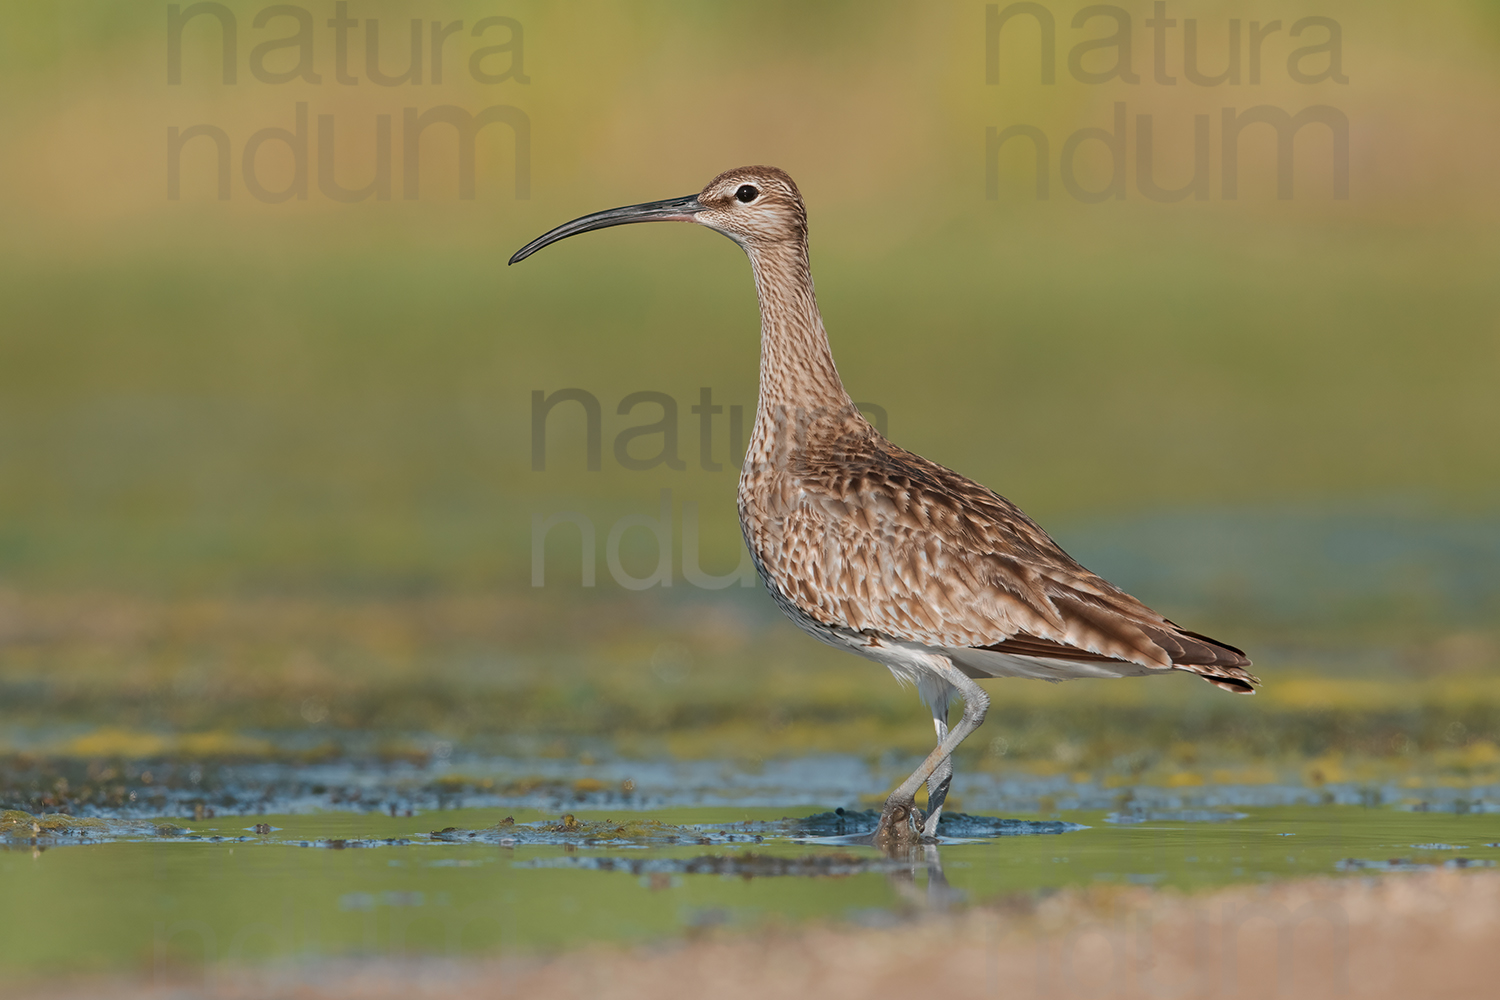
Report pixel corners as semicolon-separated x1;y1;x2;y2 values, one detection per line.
871;798;925;853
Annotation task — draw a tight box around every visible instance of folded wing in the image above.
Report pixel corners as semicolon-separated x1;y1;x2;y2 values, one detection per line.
747;433;1259;693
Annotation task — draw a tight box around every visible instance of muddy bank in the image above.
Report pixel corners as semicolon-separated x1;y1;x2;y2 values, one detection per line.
20;869;1500;1000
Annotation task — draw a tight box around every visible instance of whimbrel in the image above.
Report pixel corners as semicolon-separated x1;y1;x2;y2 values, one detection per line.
511;167;1257;849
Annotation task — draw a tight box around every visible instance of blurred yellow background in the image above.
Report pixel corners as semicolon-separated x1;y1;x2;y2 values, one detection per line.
0;0;1497;761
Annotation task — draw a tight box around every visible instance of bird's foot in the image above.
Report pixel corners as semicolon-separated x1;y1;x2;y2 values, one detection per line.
870;798;926;854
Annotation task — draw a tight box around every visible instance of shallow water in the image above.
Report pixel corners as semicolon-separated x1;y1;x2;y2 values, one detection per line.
5;757;1500;976
10;751;1499;821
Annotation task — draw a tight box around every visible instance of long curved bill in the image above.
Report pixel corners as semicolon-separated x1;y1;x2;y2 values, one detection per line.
508;194;705;265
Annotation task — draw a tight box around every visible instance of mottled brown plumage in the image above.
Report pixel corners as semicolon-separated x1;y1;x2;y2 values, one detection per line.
511;165;1257;850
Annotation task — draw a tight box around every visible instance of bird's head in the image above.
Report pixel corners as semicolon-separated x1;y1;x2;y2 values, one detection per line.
509;165;806;265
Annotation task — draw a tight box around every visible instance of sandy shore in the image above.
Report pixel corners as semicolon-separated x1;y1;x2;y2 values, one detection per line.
26;869;1500;999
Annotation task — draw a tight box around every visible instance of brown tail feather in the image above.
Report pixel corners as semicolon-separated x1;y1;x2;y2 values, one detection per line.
1203;674;1258;694
977;626;1261;693
1144;624;1260;694
1140;625;1251;669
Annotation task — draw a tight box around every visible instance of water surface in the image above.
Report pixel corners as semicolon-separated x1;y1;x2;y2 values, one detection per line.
5;775;1499;976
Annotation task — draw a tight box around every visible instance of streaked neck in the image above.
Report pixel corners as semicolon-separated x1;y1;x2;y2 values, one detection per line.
747;242;852;417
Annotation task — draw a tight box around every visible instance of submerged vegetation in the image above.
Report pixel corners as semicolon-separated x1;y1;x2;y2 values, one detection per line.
2;586;1498;819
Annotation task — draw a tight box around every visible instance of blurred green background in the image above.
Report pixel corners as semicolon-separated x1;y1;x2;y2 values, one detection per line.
1;0;1498;776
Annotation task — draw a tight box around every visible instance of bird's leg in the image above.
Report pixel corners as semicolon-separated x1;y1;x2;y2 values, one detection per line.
873;667;989;852
922;706;952;839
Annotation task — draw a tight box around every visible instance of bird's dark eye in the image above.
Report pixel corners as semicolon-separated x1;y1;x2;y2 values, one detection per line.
735;184;759;203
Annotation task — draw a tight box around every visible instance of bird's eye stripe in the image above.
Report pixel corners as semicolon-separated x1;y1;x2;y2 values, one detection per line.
736;184;759;203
